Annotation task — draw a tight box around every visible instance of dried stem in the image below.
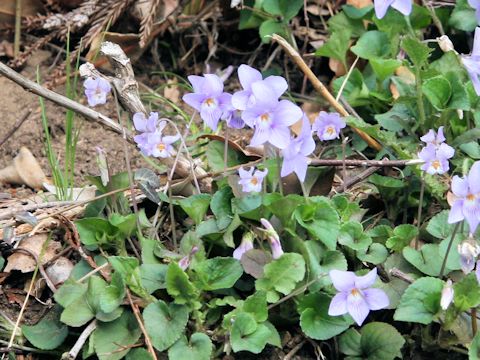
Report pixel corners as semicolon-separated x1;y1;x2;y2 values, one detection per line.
62;320;97;360
271;34;382;151
0;109;32;148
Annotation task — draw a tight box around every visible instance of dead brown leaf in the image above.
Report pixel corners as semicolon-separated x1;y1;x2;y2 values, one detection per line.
347;0;373;8
164;79;180;103
5;233;62;273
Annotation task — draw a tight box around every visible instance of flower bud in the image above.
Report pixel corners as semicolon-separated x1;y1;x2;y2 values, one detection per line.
260;218;284;259
440;279;454;310
437;35;455;53
233;232;254;260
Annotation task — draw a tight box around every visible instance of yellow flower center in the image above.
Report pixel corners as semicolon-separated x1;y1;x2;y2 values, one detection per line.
250;177;258;185
157;143;166;151
467;194;475;201
260;113;270;122
432;160;440;169
351;288;360;296
326;126;335;135
204;98;215;106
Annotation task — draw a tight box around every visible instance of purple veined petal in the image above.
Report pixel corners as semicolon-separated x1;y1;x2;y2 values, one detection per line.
473;26;480;57
232;90;252;111
363;288;389;310
437;143;455;160
437;126;446;143
354;268;378;289
281;157;295;178
238;64;262;90
162;134;181;144
133;112;147;132
242;107;261;128
448;200;465;224
97;77;112;92
218;93;233;110
347;292;371;326
179;255;190;271
251;81;279;109
329;270;356;292
374;0;395;19
250;127;271;147
328;292;348;316
418;144;436;162
451;175;469;198
200;106;223;131
391;0;412;16
420;129;436;144
463;199;480;234
187;75;205;93
268;126;292;149
273;100;303;127
183;93;206;111
255;168;269;180
468;161;480;194
469;0;480;9
157;119;167;133
203;74;224;96
468;69;480;96
83;77;97;90
300;133;315;157
460;253;476;274
233;234;254;260
263;75;288;98
293;157;309;182
238;166;254;179
270;237;284;259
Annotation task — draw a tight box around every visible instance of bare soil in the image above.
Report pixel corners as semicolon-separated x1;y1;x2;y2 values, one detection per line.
0;49;146;194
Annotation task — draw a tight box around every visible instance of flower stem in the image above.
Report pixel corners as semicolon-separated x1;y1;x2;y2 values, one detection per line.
276;149;283;196
472;308;478;336
415;174;425;250
439;222;460;278
224;126;229;172
415;66;427;128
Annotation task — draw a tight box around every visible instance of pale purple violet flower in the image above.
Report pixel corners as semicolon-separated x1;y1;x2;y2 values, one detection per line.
242;81;302;149
374;0;412;19
148;131;181;158
231;64;287;111
440;279;454;310
222;104;245;129
448;161;480;234
462;27;480;95
420;126;446;146
84;77;111;107
238;167;268;193
418;143;454;175
328;268;389;326
182;74;232;130
233;232;254;260
312;111;346;141
133;112;165;156
260;218;284;259
468;1;480;24
281;115;316;182
133;112;159;133
457;238;480;273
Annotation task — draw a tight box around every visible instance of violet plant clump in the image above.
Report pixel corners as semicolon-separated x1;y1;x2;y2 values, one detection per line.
53;5;480;358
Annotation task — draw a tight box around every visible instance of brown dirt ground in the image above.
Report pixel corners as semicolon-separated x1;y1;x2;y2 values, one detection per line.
0;49;146;194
